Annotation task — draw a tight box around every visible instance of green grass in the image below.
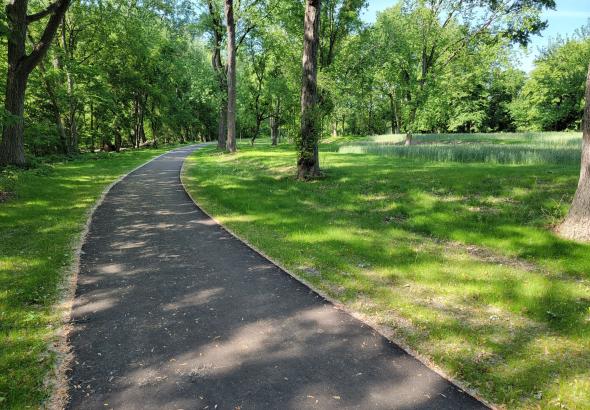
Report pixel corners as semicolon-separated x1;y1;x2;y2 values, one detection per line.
0;146;177;409
335;132;582;165
183;139;590;409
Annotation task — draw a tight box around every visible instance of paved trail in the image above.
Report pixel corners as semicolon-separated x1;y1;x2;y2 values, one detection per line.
67;145;487;409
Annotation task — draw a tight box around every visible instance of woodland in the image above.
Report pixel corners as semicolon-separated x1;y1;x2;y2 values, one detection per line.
2;0;590;408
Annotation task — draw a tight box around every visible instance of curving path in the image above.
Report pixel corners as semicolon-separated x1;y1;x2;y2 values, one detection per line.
67;145;487;409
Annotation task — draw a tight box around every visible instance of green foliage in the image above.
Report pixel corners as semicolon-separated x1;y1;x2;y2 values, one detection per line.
510;26;590;131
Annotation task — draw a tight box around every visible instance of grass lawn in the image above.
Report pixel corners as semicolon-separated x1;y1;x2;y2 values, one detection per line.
0;146;178;408
183;137;590;409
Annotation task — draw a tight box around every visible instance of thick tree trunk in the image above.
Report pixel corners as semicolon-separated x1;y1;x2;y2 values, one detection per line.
225;0;237;153
1;72;28;165
0;0;71;166
217;103;227;149
297;0;321;179
558;63;590;241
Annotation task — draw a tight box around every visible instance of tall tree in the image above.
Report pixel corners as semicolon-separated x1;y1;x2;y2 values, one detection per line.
225;0;237;152
205;0;228;149
298;0;321;179
558;63;590;241
0;0;71;166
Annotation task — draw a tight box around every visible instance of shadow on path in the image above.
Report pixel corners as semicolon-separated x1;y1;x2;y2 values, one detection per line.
67;145;487;409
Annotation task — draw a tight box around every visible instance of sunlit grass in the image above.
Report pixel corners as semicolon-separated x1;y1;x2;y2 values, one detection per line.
0;146;177;408
334;132;582;165
183;139;590;409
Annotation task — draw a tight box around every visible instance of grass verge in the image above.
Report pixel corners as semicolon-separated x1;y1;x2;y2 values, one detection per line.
183;141;590;409
0;146;177;408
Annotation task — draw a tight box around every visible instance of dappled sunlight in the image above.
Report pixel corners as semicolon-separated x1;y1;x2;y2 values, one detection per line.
162;288;224;311
183;144;590;408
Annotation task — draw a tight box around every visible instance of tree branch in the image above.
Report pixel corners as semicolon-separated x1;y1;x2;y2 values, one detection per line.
22;0;71;75
26;1;59;23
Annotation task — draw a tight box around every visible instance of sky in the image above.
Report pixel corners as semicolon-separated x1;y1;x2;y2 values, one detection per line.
361;0;590;72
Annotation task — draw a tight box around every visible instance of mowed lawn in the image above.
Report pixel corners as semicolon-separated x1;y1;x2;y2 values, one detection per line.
0;147;176;408
183;139;590;409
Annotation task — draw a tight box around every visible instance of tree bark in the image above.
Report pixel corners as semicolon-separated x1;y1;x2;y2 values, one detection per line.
225;0;237;153
0;0;71;166
558;63;590;241
297;0;321;179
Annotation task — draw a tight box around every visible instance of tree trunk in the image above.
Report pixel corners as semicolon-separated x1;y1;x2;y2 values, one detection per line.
389;92;400;134
405;106;417;145
0;0;72;166
297;0;321;179
270;116;279;146
225;0;237;153
251;116;262;146
558;63;590;241
217;103;227;149
1;71;28;165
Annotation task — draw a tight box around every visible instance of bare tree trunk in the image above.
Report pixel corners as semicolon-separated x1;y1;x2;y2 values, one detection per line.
225;0;237;153
558;63;590;241
297;0;321;179
0;0;72;166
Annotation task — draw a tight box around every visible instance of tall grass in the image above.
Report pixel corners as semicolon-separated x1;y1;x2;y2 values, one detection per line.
335;132;582;165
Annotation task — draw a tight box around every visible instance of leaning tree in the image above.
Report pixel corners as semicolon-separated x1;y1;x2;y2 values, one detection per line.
558;63;590;241
0;0;72;166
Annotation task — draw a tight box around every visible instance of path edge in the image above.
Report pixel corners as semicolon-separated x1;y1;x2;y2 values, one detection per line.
43;147;181;410
179;150;496;410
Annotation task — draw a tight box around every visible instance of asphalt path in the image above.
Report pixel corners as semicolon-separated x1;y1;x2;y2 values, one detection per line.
67;145;487;409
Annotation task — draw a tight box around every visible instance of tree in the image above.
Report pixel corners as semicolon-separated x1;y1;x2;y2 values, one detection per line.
511;28;590;131
205;0;228;149
558;63;590;241
0;0;71;166
366;0;555;145
225;0;237;152
298;0;321;179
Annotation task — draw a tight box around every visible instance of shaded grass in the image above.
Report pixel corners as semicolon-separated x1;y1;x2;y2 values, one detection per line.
183;141;590;409
0;146;177;408
335;132;582;165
